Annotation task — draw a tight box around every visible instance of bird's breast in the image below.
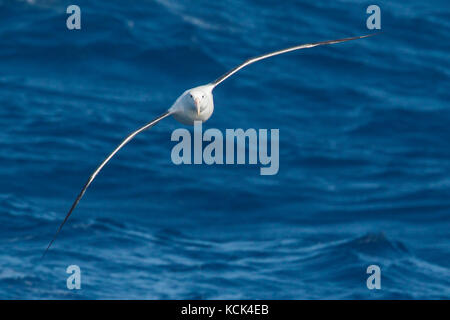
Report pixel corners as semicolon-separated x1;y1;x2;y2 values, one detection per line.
172;100;213;126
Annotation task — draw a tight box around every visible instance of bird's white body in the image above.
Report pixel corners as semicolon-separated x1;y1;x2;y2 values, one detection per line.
170;84;215;125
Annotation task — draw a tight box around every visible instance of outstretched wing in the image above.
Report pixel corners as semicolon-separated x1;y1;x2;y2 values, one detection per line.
42;110;173;257
211;33;378;87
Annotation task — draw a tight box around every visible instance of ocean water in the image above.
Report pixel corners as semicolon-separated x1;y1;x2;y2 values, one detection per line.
0;0;449;299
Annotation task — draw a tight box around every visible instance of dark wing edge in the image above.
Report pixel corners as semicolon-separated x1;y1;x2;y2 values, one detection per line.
42;110;173;258
211;33;380;88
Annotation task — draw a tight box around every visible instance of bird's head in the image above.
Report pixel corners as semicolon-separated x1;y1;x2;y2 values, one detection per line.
188;89;209;116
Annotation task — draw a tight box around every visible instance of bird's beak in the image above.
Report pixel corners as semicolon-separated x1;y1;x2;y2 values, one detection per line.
194;98;201;115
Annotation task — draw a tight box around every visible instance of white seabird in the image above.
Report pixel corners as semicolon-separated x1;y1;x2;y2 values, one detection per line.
43;33;378;257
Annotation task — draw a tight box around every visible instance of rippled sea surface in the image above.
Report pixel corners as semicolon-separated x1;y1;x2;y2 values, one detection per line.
0;0;449;299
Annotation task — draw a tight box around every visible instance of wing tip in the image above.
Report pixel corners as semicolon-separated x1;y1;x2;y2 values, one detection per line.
361;31;383;38
41;242;52;259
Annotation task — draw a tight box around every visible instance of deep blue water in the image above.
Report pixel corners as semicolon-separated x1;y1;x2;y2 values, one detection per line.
0;0;449;299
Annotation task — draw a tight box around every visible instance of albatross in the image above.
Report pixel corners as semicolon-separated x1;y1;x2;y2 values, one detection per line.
43;33;378;257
